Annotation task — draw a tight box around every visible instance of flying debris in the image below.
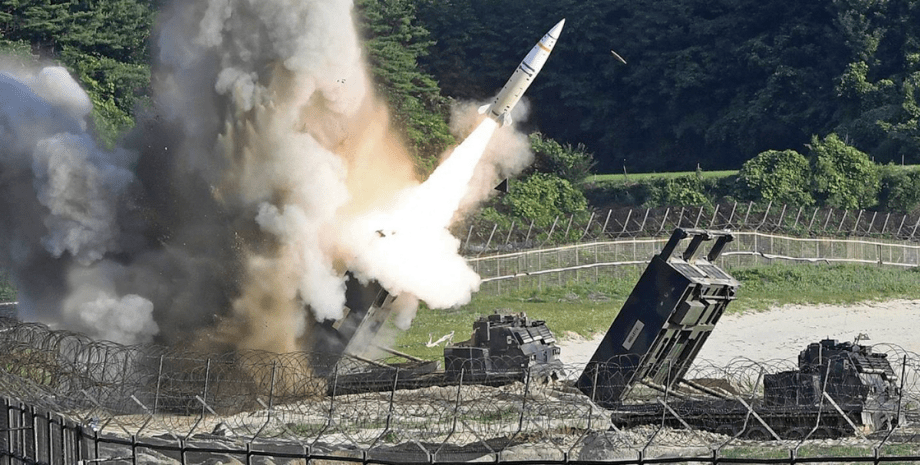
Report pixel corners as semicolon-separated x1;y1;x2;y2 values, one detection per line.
610;49;627;65
478;19;565;127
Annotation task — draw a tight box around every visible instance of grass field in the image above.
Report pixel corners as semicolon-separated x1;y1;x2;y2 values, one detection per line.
393;263;920;360
586;170;738;185
2;263;917;361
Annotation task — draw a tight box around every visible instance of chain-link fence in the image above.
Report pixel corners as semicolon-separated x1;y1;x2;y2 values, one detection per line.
468;231;920;295
2;318;920;464
458;202;920;256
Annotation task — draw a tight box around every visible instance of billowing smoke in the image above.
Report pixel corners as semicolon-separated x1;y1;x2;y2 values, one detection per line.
0;0;536;352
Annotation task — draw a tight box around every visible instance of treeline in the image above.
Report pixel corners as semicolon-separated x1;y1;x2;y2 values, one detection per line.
0;0;154;146
587;135;920;216
416;0;920;173
3;0;919;209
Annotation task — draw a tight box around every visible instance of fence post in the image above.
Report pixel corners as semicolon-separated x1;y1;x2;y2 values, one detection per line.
792;206;803;230
911;215;920;240
726;201;738;228
544;216;559;245
601;209;613;238
639;208;650;235
520;219;533;246
201;358;212;419
754;201;772;231
580;212;595;241
807;207;819;232
837;210;849;233
463;224;473;253
481;224;498;256
708;204;720;229
504;221;516;247
154;355;164;415
852;210;865;234
823;208;834;232
693;205;704;228
742;201;753;227
3;398;10;465
657;208;670;235
618;209;632;238
563;214;574;239
896;214;907;237
881;212;889;235
30;405;37;464
776;204;787;231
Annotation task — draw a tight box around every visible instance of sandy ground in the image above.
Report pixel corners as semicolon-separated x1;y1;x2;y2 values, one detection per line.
557;299;920;372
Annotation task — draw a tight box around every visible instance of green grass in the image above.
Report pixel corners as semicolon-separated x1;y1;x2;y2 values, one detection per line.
722;443;920;463
392;264;920;359
586;170;738;185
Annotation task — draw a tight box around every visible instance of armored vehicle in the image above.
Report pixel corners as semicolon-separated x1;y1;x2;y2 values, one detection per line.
582;228;903;439
444;313;565;383
608;338;902;439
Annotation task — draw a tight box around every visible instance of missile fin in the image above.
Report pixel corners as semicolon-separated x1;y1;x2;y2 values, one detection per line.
499;113;512;127
477;104;490;115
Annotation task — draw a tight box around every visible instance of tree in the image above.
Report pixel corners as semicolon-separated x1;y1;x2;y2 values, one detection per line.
831;0;920;164
355;0;454;172
500;172;588;228
876;165;920;214
737;149;814;205
645;175;710;207
0;0;153;63
528;132;595;186
807;133;879;209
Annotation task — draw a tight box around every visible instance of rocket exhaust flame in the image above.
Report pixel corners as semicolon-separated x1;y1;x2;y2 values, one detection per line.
0;0;539;355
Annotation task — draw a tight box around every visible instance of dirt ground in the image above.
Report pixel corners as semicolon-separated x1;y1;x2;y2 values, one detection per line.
557;299;920;371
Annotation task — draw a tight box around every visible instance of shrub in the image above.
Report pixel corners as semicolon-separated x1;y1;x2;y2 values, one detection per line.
807;133;879;209
501;173;588;228
529;133;596;186
877;165;920;214
737;150;814;205
645;175;710;207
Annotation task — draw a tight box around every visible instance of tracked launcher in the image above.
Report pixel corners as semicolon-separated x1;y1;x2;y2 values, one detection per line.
580;228;903;439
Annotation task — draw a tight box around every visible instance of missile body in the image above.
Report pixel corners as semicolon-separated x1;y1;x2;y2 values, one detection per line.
478;19;565;127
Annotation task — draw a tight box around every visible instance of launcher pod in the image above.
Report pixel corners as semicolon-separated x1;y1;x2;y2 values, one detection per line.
577;228;739;407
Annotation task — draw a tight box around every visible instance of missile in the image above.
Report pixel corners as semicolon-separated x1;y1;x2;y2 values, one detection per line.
478;19;565;127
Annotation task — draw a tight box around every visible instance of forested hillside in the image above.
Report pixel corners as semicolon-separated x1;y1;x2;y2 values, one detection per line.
2;0;918;174
417;0;920;173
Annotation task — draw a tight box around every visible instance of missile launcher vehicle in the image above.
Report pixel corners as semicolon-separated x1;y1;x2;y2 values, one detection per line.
580;228;903;439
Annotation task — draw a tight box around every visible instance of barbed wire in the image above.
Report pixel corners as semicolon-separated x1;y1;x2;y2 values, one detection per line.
457;202;920;255
2;318;919;464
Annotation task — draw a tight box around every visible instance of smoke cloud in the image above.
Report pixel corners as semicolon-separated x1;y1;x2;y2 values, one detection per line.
0;0;537;352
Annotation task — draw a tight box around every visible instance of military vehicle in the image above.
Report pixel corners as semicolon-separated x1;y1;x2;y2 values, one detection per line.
444;312;565;383
578;228;903;439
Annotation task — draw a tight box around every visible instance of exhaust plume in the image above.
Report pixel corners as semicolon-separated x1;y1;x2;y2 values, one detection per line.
0;0;537;352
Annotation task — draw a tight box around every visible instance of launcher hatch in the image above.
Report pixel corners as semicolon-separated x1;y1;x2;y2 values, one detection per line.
577;228;740;407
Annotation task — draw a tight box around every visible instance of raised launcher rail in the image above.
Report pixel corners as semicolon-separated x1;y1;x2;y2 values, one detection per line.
577;228;739;408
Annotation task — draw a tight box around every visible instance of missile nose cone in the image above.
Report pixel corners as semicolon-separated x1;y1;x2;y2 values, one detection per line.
550;19;565;38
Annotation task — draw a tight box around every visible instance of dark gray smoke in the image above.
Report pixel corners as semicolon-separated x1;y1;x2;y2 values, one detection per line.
0;0;535;352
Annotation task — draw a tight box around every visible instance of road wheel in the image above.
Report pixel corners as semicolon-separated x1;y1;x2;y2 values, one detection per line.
744;425;771;441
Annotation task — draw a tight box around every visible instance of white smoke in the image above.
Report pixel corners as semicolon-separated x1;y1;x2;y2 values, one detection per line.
0;66;146;341
32;133;134;265
62;263;159;345
0;0;541;352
